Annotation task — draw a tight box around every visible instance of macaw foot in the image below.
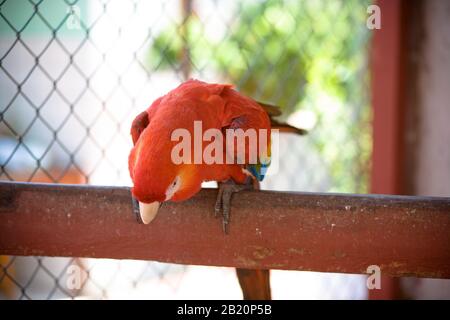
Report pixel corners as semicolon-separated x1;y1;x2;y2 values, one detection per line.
215;178;255;234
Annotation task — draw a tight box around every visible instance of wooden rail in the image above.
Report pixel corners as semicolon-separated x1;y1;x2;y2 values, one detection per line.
1;181;449;278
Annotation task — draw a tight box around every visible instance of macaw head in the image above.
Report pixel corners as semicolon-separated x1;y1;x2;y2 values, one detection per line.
128;111;202;224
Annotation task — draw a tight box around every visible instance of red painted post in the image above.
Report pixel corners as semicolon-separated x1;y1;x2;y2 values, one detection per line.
370;0;408;299
371;0;407;195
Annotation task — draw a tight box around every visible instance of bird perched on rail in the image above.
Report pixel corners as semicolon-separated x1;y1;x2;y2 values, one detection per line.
128;79;306;300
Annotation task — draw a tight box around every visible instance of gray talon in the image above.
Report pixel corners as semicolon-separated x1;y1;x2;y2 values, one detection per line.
215;179;254;234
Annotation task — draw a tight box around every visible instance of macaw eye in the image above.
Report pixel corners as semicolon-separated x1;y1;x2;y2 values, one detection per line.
171;176;180;188
165;176;181;201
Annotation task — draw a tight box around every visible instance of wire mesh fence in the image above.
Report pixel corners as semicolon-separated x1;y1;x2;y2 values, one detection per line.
1;0;371;299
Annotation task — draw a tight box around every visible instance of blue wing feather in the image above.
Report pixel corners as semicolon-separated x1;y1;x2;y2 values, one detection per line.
248;161;270;181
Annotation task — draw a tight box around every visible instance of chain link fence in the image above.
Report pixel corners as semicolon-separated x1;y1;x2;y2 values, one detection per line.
1;0;371;299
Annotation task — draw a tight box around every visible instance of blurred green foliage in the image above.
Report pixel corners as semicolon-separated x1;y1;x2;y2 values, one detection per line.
148;0;372;193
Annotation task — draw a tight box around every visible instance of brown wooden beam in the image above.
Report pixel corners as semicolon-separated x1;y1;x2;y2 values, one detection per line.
1;181;450;278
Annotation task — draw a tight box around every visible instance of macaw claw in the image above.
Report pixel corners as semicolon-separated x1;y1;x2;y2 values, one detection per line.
215;179;253;234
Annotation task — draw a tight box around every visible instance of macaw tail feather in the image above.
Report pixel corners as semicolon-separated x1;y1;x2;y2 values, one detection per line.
256;101;308;135
270;119;308;135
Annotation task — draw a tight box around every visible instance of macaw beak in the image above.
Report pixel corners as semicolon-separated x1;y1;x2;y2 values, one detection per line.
138;201;160;224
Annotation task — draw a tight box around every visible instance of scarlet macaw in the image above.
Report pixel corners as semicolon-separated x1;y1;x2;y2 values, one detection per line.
128;79;305;299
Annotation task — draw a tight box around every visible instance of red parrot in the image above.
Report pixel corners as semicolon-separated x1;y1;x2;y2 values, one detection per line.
128;79;305;300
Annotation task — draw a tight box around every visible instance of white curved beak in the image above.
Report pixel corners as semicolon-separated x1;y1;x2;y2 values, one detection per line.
139;201;160;224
